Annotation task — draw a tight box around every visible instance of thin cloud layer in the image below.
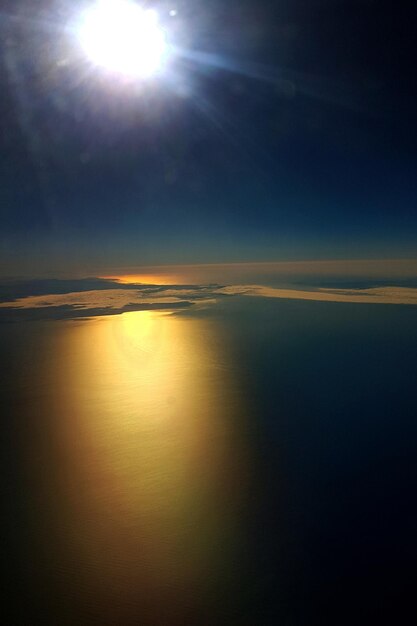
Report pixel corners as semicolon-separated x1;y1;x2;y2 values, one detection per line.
219;285;417;305
1;279;417;322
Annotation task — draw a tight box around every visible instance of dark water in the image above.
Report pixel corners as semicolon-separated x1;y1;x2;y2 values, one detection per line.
1;297;417;625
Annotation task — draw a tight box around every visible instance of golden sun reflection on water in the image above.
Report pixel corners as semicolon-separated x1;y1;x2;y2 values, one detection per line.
35;310;248;624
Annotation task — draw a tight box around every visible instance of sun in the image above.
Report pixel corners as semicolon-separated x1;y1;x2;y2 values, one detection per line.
78;0;168;78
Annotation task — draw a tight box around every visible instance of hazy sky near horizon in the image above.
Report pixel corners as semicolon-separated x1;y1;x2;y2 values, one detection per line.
1;0;416;274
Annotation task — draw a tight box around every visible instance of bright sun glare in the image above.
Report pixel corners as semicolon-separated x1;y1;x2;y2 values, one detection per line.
78;0;168;78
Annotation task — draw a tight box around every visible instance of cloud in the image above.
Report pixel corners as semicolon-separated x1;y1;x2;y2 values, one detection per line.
1;280;417;322
0;282;225;322
1;289;198;310
0;301;194;323
218;285;417;305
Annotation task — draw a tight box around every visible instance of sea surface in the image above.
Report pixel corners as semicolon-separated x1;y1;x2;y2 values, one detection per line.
1;296;417;625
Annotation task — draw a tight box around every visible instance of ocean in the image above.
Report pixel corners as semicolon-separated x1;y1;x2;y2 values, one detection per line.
1;296;417;625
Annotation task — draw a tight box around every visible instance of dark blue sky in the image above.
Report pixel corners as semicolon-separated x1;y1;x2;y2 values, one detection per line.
1;0;416;275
